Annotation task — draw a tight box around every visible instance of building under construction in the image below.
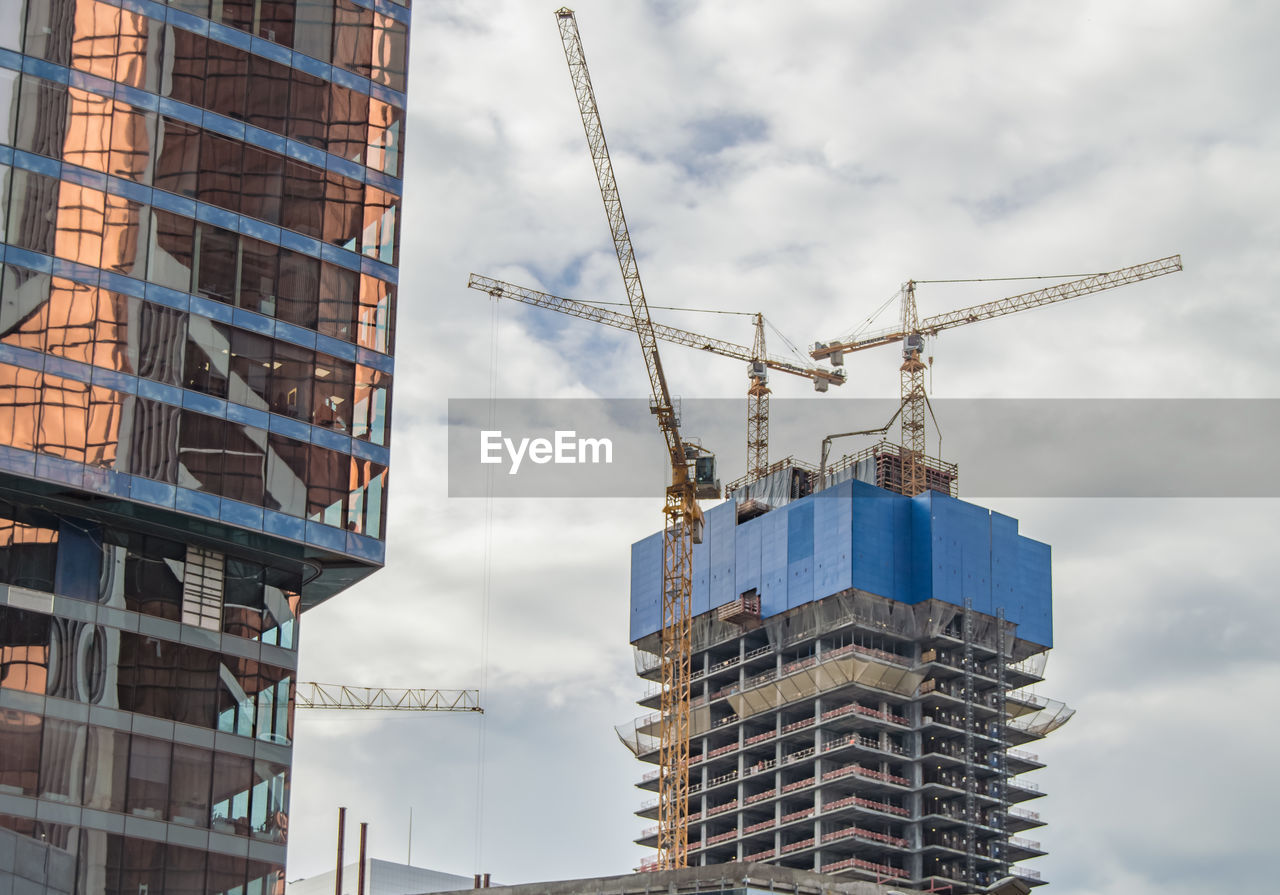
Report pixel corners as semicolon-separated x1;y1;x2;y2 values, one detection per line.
620;457;1073;891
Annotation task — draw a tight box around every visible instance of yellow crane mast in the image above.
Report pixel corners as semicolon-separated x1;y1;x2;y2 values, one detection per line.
553;7;717;868
465;274;846;480
811;255;1184;495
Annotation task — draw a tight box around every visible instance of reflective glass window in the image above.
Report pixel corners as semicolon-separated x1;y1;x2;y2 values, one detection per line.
276;248;320;328
229;328;273;409
264;433;307;517
327;82;368;164
293;0;334;63
24;0;75;67
210;751;252;836
249;754;289;840
169;744;213;827
169;0;209;16
358;273;393;354
195;223;240;303
165;843;208;895
119;835;164;894
312;352;353;432
69;0;122;81
209;853;249;894
222;422;268;505
366;97;402;178
109;102;158;184
101;192;150;277
116;10;164;94
63;86;115;174
0;362;44;455
6;168;59;256
319;262;358;341
163;28;207;108
54;181;109;269
156;117;202;198
119;634;221;728
204;39;249;121
12;74;69;160
348;458;386;539
35;372;98;463
0;604;51;693
1;265;52;352
353;365;390;446
282;160;325;239
179;408;225;494
270;341;313;420
261;0;296;47
287;68;329;150
239;235;281;314
147;208;196;292
0;69;18;146
307;443;346;526
90;288;134;373
363;186;398;264
83;725;130;812
125;397;181;483
332;0;373;78
0;709;42;796
125;735;171;818
198;131;245;214
260;570;299;648
242;144;285;226
184;316;232;398
132;300;186;386
372;13;409;92
246;55;291;135
118;533;183;616
324;171;363;250
246;860;286;895
219;0;256;34
0;0;23;53
39;718;86;804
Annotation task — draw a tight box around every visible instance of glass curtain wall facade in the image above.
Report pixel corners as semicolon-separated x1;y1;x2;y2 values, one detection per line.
0;0;408;890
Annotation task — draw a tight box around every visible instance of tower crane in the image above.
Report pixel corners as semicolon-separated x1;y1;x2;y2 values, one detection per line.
552;7;715;867
465;274;846;481
295;684;483;712
811;255;1183;495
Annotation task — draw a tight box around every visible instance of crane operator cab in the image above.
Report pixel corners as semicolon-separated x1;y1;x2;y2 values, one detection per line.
684;442;721;502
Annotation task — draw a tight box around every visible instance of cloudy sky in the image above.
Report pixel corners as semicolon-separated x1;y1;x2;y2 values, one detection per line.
285;3;1279;893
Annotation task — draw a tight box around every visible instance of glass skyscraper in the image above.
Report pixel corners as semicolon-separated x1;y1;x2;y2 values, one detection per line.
0;0;408;890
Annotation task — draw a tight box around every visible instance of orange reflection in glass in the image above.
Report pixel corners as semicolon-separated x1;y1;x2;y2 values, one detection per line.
361;186;396;264
70;0;121;81
43;278;97;364
109;101;153;181
357;273;391;353
63;86;114;174
116;9;153;90
365;98;400;177
0;363;43;452
102;192;145;276
53;181;107;268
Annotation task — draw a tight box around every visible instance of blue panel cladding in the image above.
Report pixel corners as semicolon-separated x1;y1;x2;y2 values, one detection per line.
629;483;1054;647
758;507;788;616
54;519;101;601
786;500;814;608
707;501;737;609
735;514;762;598
850;480;909;602
1015;537;1053;647
692;528;710;619
813;482;852;598
630;532;662;643
928;494;993;616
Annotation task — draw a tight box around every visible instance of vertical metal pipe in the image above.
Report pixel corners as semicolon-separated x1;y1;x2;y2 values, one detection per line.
483;873;490;888
473;875;481;889
335;807;346;895
357;822;369;895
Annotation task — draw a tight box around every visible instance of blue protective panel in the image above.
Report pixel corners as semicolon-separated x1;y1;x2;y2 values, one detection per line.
691;530;710;619
54;520;100;601
735;516;762;599
929;494;993;616
908;492;934;603
851;480;908;603
758;507;788;617
1015;538;1053;648
630;533;663;643
707;501;737;609
813;482;852;599
786;500;814;608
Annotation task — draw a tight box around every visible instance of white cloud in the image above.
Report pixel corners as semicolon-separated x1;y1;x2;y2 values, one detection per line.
285;2;1280;890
